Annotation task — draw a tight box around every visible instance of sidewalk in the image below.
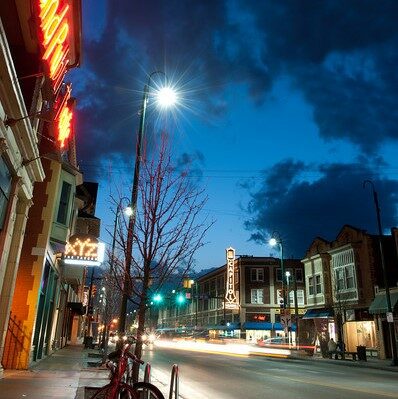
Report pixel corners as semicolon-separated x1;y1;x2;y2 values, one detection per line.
0;345;109;399
309;352;398;373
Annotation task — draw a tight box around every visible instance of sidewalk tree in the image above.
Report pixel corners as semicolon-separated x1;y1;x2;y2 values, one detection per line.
110;133;213;381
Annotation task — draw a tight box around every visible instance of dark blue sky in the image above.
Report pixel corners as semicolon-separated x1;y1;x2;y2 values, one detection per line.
70;0;398;268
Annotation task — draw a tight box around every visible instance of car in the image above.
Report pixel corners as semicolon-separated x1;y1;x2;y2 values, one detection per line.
258;337;291;347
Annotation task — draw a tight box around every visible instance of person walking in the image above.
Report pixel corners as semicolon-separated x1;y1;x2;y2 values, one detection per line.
328;338;337;359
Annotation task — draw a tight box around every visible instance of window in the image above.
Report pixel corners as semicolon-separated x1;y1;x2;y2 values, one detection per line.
0;157;12;229
332;249;357;294
308;276;314;296
315;275;322;294
57;181;72;224
251;268;264;282
276;268;282;282
308;275;322;295
289;289;305;306
295;269;303;282
335;264;356;291
251;289;264;304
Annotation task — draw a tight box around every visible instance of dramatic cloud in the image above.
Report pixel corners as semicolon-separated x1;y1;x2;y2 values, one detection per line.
71;0;398;177
244;159;398;257
244;0;398;151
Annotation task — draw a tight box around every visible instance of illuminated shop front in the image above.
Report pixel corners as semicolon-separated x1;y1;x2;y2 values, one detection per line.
343;320;377;352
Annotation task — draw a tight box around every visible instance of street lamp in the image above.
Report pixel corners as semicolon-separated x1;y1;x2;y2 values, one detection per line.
363;180;398;366
119;72;177;332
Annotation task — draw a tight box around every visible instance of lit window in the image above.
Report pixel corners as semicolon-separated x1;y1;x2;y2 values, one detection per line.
289;289;305;306
251;289;264;304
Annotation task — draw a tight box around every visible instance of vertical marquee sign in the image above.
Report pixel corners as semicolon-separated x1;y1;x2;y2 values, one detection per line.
36;0;71;92
36;0;76;149
225;247;239;309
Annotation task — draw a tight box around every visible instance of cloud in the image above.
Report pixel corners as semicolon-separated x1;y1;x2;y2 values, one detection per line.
70;1;398;176
243;0;398;152
244;159;398;257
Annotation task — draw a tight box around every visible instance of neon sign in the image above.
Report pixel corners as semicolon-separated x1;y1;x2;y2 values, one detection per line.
53;83;74;148
37;0;71;91
64;235;105;266
57;101;73;148
225;247;239;309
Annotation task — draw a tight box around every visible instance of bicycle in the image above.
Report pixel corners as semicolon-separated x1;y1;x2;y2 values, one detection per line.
91;341;165;399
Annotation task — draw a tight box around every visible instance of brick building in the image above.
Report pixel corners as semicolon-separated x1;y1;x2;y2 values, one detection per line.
301;225;398;359
158;249;305;343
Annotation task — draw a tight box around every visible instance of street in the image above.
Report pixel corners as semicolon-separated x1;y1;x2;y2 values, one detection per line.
143;345;398;399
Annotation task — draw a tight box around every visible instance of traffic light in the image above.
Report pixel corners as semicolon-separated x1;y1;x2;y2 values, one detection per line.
153;293;163;303
176;293;185;304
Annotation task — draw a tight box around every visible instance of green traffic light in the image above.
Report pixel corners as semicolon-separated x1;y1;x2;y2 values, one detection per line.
177;294;185;304
153;294;163;303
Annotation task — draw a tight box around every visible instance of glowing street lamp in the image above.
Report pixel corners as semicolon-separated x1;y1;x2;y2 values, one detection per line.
155;86;178;108
119;72;178;332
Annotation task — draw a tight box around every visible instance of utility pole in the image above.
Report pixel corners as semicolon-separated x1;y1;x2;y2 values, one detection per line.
363;180;397;366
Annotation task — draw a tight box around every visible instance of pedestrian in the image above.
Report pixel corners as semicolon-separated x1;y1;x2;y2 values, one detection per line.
327;338;337;359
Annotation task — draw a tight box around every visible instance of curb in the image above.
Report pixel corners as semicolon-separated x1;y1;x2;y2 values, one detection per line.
302;356;398;373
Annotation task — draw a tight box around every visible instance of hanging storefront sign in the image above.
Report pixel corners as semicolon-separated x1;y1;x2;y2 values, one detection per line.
225;247;239;309
64;234;105;266
36;0;72;92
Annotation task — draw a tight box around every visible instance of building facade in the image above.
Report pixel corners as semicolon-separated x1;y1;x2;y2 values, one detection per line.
0;0;101;373
158;253;305;343
301;225;398;358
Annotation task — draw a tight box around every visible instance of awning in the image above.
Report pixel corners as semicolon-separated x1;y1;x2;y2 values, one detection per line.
273;322;297;331
369;292;398;314
302;308;334;319
243;322;273;330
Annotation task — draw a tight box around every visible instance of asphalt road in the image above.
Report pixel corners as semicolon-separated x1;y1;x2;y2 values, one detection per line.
141;346;398;399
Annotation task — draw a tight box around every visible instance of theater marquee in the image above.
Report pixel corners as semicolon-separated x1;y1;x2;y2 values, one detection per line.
225;247;239;309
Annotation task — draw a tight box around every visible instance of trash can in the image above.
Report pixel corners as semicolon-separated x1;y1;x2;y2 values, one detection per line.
84;336;94;349
356;345;367;361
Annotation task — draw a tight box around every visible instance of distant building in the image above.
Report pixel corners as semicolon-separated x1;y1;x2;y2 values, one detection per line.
158;251;305;343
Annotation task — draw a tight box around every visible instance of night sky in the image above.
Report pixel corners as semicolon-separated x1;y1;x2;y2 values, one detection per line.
69;1;398;268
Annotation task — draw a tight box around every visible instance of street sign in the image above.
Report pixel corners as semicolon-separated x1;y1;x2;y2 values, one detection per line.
387;312;393;323
281;314;292;327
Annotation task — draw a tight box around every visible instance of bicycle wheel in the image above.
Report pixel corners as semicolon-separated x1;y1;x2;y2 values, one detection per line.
132;382;165;399
91;383;139;399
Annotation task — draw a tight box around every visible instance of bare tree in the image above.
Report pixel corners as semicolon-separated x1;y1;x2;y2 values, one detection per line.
112;133;213;380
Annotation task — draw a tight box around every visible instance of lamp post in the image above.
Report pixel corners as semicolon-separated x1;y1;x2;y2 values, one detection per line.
119;72;177;332
363;180;398;366
269;233;285;308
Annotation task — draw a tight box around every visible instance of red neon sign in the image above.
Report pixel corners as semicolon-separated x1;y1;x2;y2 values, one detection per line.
37;0;71;92
54;83;74;149
57;103;73;148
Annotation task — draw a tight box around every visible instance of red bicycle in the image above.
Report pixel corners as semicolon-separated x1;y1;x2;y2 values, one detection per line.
91;342;165;399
